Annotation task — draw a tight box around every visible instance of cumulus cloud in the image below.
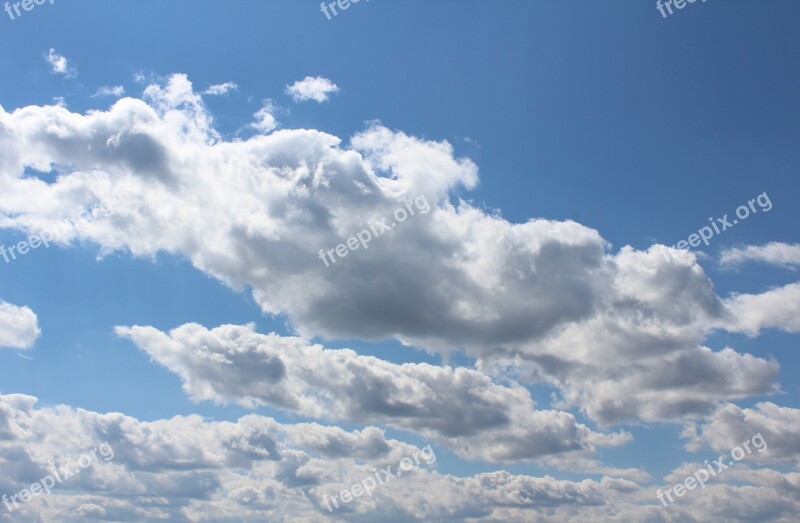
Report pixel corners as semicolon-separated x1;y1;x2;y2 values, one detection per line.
0;73;786;429
475;245;779;425
115;322;629;463
3;389;798;523
651;463;800;522
721;242;800;269
204;82;238;96
682;402;800;464
721;283;800;337
0;301;40;350
0;393;650;523
44;49;76;78
286;76;340;103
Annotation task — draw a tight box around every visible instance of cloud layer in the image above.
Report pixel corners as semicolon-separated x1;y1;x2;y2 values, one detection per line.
0;74;793;429
3;394;799;522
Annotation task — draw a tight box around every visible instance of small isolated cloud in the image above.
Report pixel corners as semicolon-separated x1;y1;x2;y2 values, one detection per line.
252;99;279;132
45;48;77;78
286;76;339;103
721;242;800;269
92;85;125;98
204;82;238;96
722;282;800;336
0;300;41;350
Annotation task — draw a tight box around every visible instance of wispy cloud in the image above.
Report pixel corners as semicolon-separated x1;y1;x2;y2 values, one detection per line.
204;82;238;96
252;99;279;132
720;242;800;269
45;48;77;78
92;85;125;98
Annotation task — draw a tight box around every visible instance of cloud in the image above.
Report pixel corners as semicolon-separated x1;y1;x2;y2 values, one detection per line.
204;82;238;96
252;99;279;132
653;464;800;522
286;76;340;103
721;242;800;269
549;346;779;426
44;49;76;78
115;322;629;463
0;301;40;350
721;283;800;337
682;402;800;464
477;245;779;425
0;73;786;428
3;391;798;521
91;86;125;98
0;393;651;522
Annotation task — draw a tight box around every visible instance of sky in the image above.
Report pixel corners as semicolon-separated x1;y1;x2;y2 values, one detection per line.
1;0;799;521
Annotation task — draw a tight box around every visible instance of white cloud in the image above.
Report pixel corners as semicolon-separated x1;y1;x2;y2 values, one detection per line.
3;389;798;522
91;85;125;98
116;322;629;463
252;99;279;132
44;49;76;78
0;300;40;350
286;76;340;103
721;283;800;336
683;402;800;463
0;393;653;522
0;73;787;429
653;464;800;522
204;82;238;96
721;242;800;269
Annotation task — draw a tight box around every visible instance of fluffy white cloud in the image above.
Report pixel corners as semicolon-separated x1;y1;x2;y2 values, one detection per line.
721;242;800;269
722;283;800;336
0;394;644;523
683;402;800;464
652;463;800;523
0;301;40;350
7;395;794;522
286;77;339;103
204;82;238;96
0;73;785;428
116;322;629;463
44;49;76;78
476;245;779;425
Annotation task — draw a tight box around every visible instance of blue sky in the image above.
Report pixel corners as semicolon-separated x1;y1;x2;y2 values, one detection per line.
1;1;799;521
